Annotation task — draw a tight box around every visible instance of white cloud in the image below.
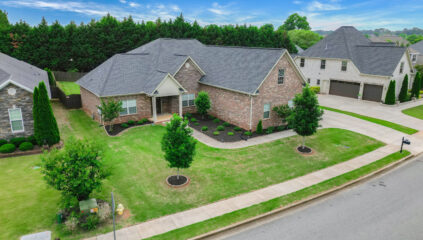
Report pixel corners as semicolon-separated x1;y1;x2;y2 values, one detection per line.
208;2;232;15
306;1;343;11
128;2;139;8
293;1;302;4
119;0;126;3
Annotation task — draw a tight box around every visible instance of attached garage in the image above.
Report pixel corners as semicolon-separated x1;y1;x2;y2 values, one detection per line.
329;80;360;99
362;84;383;102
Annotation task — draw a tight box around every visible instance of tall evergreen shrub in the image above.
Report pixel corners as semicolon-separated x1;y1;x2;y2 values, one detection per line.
398;74;409;102
384;80;396;105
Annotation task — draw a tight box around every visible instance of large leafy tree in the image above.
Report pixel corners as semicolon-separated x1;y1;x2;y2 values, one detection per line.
288;29;323;49
41;137;108;201
194;91;211;119
97;99;122;131
161;114;196;179
288;86;323;149
279;13;311;31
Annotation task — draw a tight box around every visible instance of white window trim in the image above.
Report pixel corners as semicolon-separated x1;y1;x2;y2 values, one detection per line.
263;103;271;119
278;69;285;84
182;93;195;107
300;58;305;67
341;61;347;71
320;59;326;69
8;108;24;133
119;99;137;116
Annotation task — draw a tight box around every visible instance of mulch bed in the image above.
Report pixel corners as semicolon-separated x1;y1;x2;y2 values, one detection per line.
166;175;190;188
296;146;315;156
105;121;153;136
0;141;63;158
188;113;291;142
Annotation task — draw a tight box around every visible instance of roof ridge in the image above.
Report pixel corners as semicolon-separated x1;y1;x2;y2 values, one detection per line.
342;27;353;60
205;44;286;51
99;55;117;96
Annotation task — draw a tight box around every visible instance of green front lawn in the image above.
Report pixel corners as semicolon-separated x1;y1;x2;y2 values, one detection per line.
56;81;80;95
402;105;423;120
321;106;418;135
0;104;384;239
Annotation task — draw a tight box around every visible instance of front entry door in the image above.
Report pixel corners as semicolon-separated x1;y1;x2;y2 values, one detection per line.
156;97;162;114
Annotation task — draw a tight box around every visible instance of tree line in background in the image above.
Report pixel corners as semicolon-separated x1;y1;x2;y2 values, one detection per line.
0;11;320;73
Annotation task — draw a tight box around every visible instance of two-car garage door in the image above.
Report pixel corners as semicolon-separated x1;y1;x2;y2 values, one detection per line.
329;80;383;102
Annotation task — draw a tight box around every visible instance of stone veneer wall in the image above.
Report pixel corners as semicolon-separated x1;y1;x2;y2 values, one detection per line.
0;83;34;139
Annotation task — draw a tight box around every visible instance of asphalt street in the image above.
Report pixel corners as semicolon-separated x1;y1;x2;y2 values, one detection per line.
224;156;423;240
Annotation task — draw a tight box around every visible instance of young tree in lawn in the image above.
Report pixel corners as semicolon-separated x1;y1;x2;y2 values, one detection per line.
194;91;211;119
97;99;122;131
384;80;396;105
411;72;421;99
161;114;196;179
287;86;323;150
399;74;409;102
41;137;108;201
36;81;60;145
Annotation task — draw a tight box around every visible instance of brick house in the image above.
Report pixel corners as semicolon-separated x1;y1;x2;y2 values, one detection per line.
77;39;305;131
0;52;50;139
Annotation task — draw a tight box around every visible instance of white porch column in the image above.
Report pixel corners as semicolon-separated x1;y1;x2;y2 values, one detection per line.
179;94;183;117
152;96;157;122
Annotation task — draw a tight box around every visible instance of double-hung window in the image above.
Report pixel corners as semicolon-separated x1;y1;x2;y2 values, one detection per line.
300;58;305;67
341;61;347;71
320;59;326;69
278;69;285;84
120;99;136;116
263;103;271;119
8;108;24;133
182;94;195;107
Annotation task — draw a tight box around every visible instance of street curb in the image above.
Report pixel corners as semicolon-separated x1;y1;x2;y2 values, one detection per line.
190;153;416;240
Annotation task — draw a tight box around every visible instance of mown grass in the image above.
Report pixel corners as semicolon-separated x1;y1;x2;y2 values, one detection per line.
56;81;80;95
402;105;423;120
321;106;418;135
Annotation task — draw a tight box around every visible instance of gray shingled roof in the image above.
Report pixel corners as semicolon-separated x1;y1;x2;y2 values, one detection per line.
410;40;423;54
0;52;49;96
78;39;286;97
298;26;407;76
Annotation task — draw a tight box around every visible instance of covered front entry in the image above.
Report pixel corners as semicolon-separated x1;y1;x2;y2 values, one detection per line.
329;80;360;99
362;84;383;102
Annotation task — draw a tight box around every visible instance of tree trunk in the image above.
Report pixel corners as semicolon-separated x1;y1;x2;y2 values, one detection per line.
302;136;306;149
108;121;113;132
177;168;180;180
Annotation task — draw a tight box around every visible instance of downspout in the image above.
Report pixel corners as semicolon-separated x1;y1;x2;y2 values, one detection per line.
249;95;253;131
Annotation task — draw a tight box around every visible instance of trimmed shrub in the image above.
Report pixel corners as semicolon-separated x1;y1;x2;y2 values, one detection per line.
184;113;192;118
266;126;275;134
234;126;242;131
0;139;7;147
190;117;197;122
201;126;208;131
213;118;220;124
194;122;200;126
80;214;100;230
10;137;26;147
256;120;263;134
19;142;34;151
227;132;234;136
222;122;231;127
213;131;220;135
216;125;225;131
127;120;135;125
26;135;37;145
384;80;396;105
121;123;129;128
411;72;422;99
399;74;409;102
0;143;16;153
244;131;252;136
310;86;320;94
195;91;211;118
140;118;149;124
277;125;285;131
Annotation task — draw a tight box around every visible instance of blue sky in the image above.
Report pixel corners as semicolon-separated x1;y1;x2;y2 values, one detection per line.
1;0;423;30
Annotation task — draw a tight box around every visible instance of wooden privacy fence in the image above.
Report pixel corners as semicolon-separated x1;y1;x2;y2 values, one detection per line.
57;87;82;109
53;71;86;82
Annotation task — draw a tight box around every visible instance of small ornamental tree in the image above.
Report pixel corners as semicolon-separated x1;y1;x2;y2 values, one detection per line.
256;120;263;134
411;72;421;99
161;114;196;179
97;99;122;131
41;137;108;201
273;104;291;125
384;80;396;105
287;86;323;149
35;82;60;145
399;74;409;102
194;91;211;119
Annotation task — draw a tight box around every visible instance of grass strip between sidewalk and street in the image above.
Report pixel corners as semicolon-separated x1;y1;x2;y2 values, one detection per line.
321;106;418;135
146;150;411;240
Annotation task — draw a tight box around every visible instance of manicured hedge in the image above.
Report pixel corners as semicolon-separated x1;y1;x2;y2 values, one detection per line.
0;143;16;153
10;137;26;147
0;139;7;147
19;142;34;151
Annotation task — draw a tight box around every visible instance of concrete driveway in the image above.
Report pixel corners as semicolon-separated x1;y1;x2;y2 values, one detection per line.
318;95;423;131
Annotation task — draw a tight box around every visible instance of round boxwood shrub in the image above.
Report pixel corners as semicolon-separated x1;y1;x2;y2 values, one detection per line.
223;122;231;127
184;113;192;118
19;142;34;151
194;122;200;126
190;117;197;122
277;125;285;131
26;135;37;145
216;125;225;131
227;132;234;136
213;118;220;124
0;139;7;147
0;143;16;153
10;137;26;147
201;126;208;131
244;131;252;136
266;126;275;134
121;123;129;128
213;131;220;136
234;126;242;132
127;120;135;125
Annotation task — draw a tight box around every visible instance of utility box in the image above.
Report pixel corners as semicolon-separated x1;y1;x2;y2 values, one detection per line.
79;198;98;215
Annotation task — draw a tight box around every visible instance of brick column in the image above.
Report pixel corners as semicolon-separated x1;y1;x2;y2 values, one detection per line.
152;96;157;122
179;94;183;117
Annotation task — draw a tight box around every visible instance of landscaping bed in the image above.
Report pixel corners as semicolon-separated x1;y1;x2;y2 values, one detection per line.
187;113;291;142
105;118;153;136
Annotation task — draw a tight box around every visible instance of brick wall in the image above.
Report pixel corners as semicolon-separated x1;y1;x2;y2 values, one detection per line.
0;83;34;139
174;58;203;114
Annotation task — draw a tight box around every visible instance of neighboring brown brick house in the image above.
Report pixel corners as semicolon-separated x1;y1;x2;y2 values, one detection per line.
0;52;49;140
77;39;305;131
